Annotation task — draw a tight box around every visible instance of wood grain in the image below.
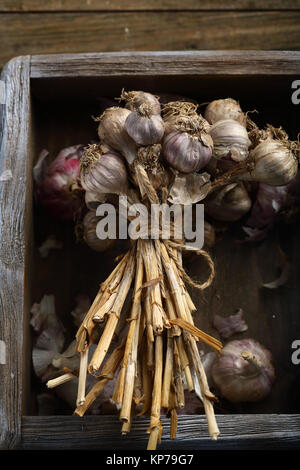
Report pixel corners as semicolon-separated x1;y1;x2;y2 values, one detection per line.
0;56;32;449
21;415;300;449
0;0;299;11
1;12;300;69
30;51;300;79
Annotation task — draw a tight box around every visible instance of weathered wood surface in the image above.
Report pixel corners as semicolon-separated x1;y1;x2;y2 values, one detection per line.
21;415;300;449
1;11;300;69
0;56;32;449
30;51;300;78
0;0;299;10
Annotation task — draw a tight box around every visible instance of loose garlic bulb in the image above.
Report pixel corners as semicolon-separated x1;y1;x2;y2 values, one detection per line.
204;183;251;222
205;98;246;126
120;90;165;146
162;102;213;173
239;139;298;186
212;339;275;403
83;210;115;252
97;107;137;164
210;119;250;162
80;143;128;200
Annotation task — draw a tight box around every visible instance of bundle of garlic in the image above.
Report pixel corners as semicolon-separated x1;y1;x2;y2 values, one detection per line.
34;91;299;449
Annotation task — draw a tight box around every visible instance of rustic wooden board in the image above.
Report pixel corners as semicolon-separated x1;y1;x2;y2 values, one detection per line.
30;51;300;79
0;0;299;11
1;12;300;69
0;56;32;449
21;415;300;449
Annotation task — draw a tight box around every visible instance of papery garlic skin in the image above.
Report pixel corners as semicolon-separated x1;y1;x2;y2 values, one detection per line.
80;144;129;199
34;145;84;220
163;131;212;173
239;139;298;186
205;98;246;126
212;339;275;403
83;210;115;252
204;183;251;222
97;107;137;164
210;119;250;162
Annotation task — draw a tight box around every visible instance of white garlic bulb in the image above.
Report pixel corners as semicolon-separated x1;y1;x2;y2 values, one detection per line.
239;139;298;186
97;107;137;164
205;98;246;126
212;339;275;403
80;144;129;199
83;210;115;252
210;119;250;162
204;183;251;222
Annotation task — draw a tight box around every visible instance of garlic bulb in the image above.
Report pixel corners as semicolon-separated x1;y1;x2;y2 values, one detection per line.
80;143;129;200
120;90;164;146
33;145;84;220
205;98;246;126
212;339;275;402
125;112;164;146
97;107;137;164
210;119;250;162
243;183;288;241
83;210;115;252
162;102;213;173
204;183;251;222
122;90;161;115
239;139;298;186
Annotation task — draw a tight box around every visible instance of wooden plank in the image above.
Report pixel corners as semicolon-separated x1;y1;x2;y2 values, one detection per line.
1;11;300;70
21;415;300;449
0;56;32;449
30;51;300;79
0;0;299;12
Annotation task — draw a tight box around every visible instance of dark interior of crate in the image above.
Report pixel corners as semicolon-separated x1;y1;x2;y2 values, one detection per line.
27;74;300;418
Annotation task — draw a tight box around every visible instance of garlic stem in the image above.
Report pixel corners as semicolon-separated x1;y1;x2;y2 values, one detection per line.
46;372;76;389
241;350;262;377
76;349;89;406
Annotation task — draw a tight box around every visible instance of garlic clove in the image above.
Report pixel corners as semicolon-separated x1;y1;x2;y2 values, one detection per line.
213;308;248;339
205;98;246;126
211;338;275;403
239;139;298;186
32;348;58;378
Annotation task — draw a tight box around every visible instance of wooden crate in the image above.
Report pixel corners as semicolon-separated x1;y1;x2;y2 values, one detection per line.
1;51;300;450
